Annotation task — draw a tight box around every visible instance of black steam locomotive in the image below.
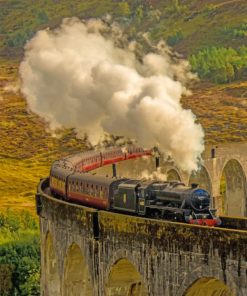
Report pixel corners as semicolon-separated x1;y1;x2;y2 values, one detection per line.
50;165;221;227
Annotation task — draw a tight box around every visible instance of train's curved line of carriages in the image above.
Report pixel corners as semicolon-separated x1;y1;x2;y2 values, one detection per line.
49;146;221;227
50;145;152;199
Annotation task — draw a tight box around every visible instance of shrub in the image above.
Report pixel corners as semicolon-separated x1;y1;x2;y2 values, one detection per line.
167;31;183;46
0;210;40;295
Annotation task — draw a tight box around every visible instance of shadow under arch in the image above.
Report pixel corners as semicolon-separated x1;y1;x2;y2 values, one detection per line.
45;232;60;296
189;166;212;194
62;243;93;296
105;258;148;296
220;159;247;216
167;168;181;181
183;277;235;296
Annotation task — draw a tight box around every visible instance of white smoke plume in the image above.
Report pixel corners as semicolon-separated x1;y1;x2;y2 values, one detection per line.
20;17;204;171
140;169;167;182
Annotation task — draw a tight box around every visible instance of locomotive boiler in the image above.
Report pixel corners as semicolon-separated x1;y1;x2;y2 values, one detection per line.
111;179;220;226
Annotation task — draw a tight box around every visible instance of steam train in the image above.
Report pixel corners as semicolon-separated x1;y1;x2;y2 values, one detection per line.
50;146;221;227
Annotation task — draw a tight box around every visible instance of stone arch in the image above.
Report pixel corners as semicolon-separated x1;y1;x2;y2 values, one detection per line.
62;243;93;296
220;159;247;216
183;277;235;296
44;232;60;296
105;256;148;296
176;265;237;296
189;166;212;194
167;168;181;181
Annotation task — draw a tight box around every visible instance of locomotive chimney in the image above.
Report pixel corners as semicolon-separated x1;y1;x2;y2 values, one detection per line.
211;148;215;158
112;163;117;178
153;146;160;170
155;157;160;170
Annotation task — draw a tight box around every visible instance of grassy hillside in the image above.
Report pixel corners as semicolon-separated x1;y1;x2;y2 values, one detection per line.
1;0;247;58
0;0;247;212
183;82;247;143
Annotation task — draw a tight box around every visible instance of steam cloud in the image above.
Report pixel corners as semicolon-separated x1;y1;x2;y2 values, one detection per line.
141;169;167;182
20;18;204;171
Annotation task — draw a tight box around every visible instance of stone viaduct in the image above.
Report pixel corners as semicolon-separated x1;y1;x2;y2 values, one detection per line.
37;142;247;296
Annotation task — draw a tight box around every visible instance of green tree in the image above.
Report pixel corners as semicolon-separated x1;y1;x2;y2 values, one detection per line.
167;31;183;46
0;211;40;295
189;46;247;83
118;2;131;16
37;11;49;25
0;264;13;296
225;63;235;82
135;6;143;23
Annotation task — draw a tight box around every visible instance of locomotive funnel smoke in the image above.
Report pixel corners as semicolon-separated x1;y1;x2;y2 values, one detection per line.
20;18;204;171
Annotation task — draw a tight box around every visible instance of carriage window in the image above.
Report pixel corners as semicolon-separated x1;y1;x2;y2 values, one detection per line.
95;185;99;197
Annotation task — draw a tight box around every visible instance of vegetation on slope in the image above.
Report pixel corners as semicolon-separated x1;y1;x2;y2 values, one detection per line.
1;0;247;84
1;0;247;55
190;46;247;83
0;210;40;296
182;82;247;143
